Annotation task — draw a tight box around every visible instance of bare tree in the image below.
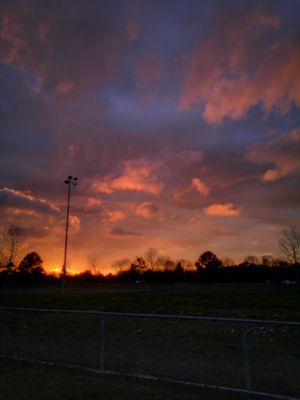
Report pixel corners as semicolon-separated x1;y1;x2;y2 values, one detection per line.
155;255;176;271
243;255;260;266
144;247;159;271
112;258;131;271
279;225;300;264
222;257;235;267
177;258;194;271
87;252;100;274
262;255;274;267
0;224;23;269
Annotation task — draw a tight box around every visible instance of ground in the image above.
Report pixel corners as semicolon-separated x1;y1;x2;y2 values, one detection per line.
0;283;299;399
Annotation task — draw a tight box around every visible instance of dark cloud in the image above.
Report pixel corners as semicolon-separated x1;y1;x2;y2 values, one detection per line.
0;0;127;94
246;128;300;182
0;187;59;215
110;227;141;236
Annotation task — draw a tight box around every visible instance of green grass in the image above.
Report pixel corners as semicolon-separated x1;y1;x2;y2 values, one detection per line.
0;284;299;399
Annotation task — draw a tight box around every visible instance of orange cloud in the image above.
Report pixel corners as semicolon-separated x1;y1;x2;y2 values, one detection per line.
92;159;163;195
85;197;102;208
69;215;80;233
192;178;210;196
10;208;40;217
246;128;300;182
136;202;159;219
204;203;241;216
179;7;300;124
104;210;126;222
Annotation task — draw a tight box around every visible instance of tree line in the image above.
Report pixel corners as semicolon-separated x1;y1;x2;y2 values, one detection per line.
0;224;299;287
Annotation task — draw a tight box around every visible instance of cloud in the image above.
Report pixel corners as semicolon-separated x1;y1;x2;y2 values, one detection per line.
0;1;126;94
110;227;140;236
136;202;160;219
0;187;59;215
191;178;210;196
69;215;80;233
135;53;165;103
176;150;203;165
126;15;139;41
246;128;300;182
204;203;241;216
125;1;141;42
179;6;300;124
104;210;126;222
92;159;163;195
85;197;102;208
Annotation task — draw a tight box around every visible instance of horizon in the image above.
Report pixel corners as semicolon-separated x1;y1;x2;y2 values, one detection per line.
1;0;300;274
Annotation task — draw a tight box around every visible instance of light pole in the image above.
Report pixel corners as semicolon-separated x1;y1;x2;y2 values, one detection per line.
62;175;78;293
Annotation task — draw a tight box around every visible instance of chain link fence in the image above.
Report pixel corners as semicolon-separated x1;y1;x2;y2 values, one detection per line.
0;307;299;399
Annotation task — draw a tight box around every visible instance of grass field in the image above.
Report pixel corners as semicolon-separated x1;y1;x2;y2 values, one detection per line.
0;359;269;400
0;283;299;319
0;283;299;399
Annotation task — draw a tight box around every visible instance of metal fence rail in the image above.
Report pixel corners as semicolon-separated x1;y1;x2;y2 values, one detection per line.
1;307;299;400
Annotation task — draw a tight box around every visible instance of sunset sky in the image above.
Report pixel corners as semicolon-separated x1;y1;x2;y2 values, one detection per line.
1;0;300;273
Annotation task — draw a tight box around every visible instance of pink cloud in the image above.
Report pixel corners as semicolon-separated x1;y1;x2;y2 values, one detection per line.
178;7;300;124
85;197;102;208
92;159;163;195
246;128;300;182
104;210;126;222
69;215;80;233
136;202;160;219
204;203;241;216
92;180;113;194
191;178;210;196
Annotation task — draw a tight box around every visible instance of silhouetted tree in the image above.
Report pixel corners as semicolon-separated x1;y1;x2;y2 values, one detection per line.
18;252;45;275
163;258;176;271
87;252;100;274
222;257;235;267
279;225;300;264
144;247;159;271
262;255;274;267
196;251;222;271
77;269;96;286
272;258;288;268
243;255;260;266
112;258;131;271
177;258;194;270
0;224;23;269
130;257;147;273
173;262;184;280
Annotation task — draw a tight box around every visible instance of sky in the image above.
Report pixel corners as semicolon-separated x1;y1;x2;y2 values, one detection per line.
0;0;300;273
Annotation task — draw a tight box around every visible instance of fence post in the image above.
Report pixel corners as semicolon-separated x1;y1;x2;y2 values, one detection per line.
241;322;251;391
99;313;105;371
1;310;10;358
